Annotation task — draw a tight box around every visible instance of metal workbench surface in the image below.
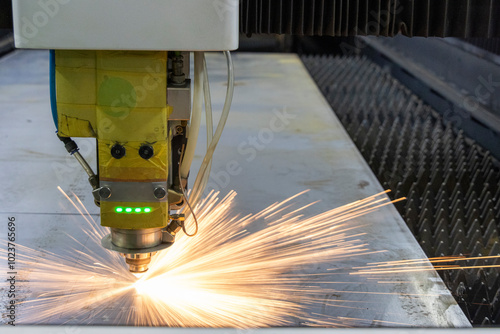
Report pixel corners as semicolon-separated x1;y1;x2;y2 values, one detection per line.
0;50;470;327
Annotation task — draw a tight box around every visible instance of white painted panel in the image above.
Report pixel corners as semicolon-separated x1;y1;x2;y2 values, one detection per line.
12;0;239;50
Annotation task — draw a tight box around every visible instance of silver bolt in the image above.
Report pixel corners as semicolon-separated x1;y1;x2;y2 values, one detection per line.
99;187;112;199
154;187;167;200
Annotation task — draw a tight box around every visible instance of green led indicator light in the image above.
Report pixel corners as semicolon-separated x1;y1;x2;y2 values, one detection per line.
115;207;152;214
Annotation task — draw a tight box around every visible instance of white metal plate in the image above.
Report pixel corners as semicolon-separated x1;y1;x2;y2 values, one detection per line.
0;50;470;327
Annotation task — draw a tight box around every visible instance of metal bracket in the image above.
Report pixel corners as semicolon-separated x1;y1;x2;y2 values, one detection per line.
168;79;191;120
99;181;168;203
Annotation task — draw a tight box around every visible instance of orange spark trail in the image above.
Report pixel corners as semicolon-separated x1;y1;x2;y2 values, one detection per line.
351;256;500;276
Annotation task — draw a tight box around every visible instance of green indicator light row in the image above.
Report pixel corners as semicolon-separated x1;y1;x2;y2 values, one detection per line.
115;207;152;214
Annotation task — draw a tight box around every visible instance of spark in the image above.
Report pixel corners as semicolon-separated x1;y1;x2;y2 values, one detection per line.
0;188;406;327
124;190;400;327
2;188;489;327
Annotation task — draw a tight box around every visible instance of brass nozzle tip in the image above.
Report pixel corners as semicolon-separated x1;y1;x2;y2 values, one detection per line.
125;253;152;273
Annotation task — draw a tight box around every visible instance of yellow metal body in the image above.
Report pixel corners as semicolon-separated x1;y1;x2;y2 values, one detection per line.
55;50;171;229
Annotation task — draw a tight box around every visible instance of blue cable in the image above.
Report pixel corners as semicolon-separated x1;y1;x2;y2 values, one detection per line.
49;50;58;129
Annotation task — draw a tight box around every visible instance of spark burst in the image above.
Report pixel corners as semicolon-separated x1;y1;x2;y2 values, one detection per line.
1;189;436;327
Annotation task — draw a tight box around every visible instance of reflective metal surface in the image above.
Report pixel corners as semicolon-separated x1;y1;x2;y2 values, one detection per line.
2;327;496;334
101;234;173;255
0;50;470;326
108;228;164;273
168;81;191;120
99;181;168;203
124;253;153;273
110;228;163;249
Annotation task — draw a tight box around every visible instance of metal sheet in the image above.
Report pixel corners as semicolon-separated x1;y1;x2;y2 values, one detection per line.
4;328;500;334
0;50;470;327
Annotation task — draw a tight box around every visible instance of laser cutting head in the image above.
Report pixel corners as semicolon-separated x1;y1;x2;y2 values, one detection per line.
91;51;187;273
50;50;189;274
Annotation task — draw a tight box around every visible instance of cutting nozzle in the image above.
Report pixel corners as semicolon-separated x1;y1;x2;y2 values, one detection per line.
124;253;153;273
101;217;184;274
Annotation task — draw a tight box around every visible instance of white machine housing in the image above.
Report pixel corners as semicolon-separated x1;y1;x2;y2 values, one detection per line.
12;0;239;50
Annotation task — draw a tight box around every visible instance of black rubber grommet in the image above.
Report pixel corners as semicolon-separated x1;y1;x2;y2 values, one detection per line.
111;144;126;159
139;145;154;160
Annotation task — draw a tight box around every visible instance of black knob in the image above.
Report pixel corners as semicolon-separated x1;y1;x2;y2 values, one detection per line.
111;144;126;159
139;145;154;160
